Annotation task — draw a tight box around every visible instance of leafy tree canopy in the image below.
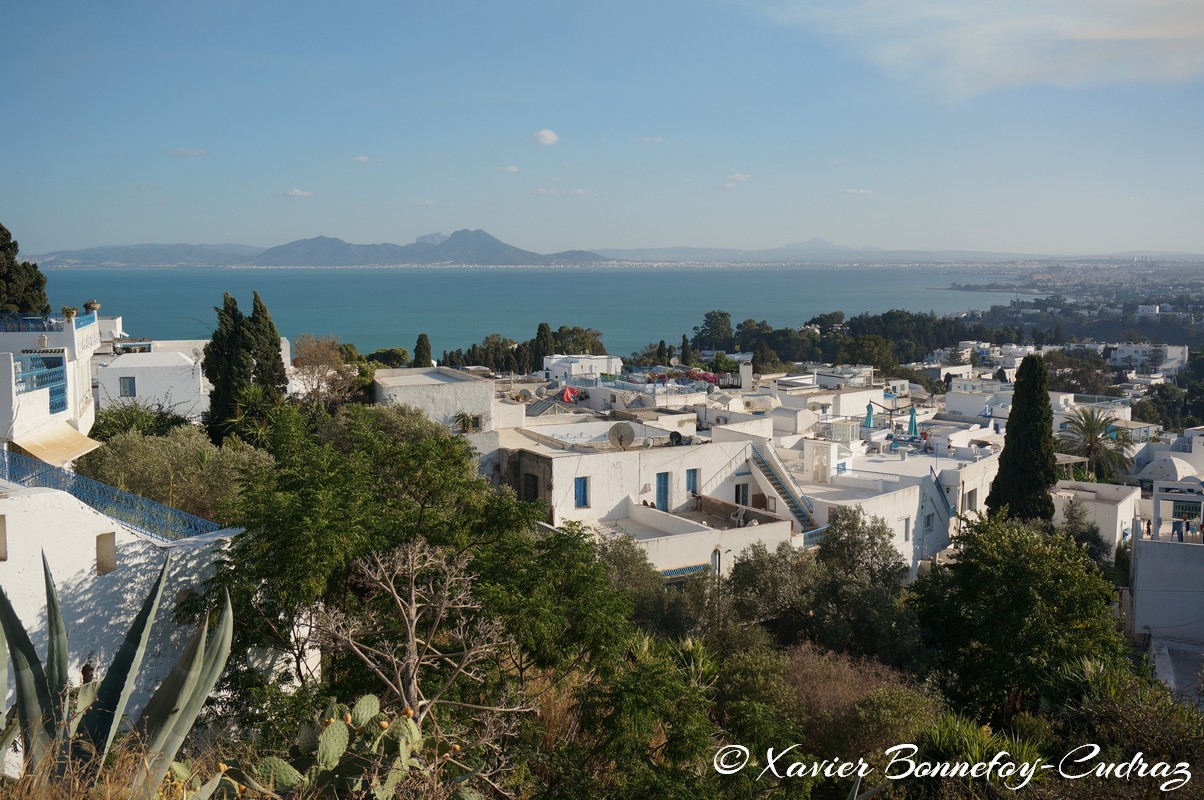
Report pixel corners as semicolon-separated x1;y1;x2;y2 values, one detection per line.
0;222;51;314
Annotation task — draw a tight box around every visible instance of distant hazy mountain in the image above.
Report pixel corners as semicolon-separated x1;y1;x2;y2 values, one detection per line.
250;229;607;266
33;243;265;267
592;240;1040;263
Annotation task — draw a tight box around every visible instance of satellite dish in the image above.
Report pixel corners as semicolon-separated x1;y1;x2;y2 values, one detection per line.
669;431;683;445
706;384;716;394
608;422;636;451
642;438;654;449
807;401;822;412
535;386;547;397
669;357;680;366
192;348;202;359
519;388;533;400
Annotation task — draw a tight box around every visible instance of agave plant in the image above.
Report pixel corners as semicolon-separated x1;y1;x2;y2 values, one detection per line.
0;553;232;798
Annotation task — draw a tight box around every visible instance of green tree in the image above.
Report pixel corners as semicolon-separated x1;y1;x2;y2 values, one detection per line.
0;222;51;313
89;399;189;441
692;309;734;351
75;425;271;521
679;334;693;366
411;332;433;367
203;293;253;444
840;334;898;373
1057;407;1133;482
911;515;1126;722
246;290;288;401
986;354;1057;521
656;339;668;365
531;321;555;368
366;346;410;368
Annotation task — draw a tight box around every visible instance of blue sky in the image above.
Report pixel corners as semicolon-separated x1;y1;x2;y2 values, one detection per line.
4;0;1204;255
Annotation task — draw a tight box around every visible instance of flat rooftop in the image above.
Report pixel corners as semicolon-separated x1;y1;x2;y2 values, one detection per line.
374;367;482;387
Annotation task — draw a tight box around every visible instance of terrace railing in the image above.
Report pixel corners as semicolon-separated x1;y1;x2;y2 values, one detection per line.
0;449;224;542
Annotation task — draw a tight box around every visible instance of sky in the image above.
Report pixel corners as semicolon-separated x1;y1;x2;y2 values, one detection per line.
4;0;1204;255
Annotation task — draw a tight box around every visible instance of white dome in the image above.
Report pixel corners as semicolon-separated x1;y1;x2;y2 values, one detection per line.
1139;455;1198;482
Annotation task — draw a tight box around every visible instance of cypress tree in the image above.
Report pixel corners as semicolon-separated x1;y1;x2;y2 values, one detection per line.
680;334;693;366
656;340;668;365
247;291;288;401
412;333;433;368
985;354;1057;522
203;293;253;443
531;322;554;370
0;223;51;314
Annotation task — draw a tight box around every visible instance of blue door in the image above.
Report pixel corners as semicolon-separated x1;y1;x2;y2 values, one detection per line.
656;471;669;511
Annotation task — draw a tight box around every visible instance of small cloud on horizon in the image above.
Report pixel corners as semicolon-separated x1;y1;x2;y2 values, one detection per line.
167;148;207;158
498;165;520;173
532;187;587;198
839;188;875;196
351;155;375;163
285;188;315;198
532;129;560;146
414;199;436;206
640;136;664;143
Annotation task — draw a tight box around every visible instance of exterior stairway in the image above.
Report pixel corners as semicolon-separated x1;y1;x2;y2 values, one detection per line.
749;444;816;538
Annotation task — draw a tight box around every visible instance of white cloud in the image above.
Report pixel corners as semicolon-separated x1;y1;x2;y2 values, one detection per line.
414;199;436;206
758;0;1204;95
640;136;665;143
724;172;752;189
351;155;374;163
532;129;560;146
167;148;207;157
532;187;587;197
498;165;520;173
839;188;876;196
285;188;314;198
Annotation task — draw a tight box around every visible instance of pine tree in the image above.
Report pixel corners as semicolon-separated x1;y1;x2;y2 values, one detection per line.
247;291;288;401
985;354;1057;521
203;293;253;443
0;223;51;314
412;333;433;368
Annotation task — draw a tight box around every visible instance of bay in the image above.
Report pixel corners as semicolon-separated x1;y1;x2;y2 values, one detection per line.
45;265;1021;357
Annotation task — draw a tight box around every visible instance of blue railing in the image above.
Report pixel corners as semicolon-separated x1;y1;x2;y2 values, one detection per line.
928;466;955;517
49;384;67;414
0;314;66;333
14;354;66;394
74;311;97;329
801;524;828;549
0;449;223;542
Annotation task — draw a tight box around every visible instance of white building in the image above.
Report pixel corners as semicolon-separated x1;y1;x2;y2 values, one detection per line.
0;473;238;774
1109;343;1188;376
373;366;524;432
0;311;103;466
541;354;623;382
96;351;208;421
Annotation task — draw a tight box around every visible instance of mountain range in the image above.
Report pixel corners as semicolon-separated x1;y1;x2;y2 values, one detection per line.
32;230;606;268
27;231;1204;268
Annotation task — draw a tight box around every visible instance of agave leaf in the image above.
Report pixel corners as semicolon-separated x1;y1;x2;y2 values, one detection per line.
0;707;19;757
130;615;207;799
191;771;230;800
41;553;69;716
143;591;234;792
78;557;170;763
0;586;55;772
68;680;100;738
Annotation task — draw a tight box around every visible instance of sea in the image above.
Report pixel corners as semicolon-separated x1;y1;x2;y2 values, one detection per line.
45;264;1024;357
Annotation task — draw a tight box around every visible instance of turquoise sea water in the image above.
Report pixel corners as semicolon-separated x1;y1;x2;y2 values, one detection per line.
45;265;1021;356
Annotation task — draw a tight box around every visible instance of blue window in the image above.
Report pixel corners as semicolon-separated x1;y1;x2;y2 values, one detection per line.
574;476;589;508
686;468;699;495
656;472;670;511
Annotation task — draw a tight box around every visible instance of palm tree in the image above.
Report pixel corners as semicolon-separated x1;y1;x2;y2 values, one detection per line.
1057;407;1132;482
